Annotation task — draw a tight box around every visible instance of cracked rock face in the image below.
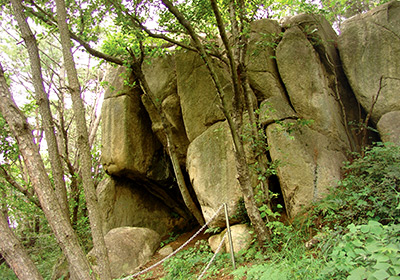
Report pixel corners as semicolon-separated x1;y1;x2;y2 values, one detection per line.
338;1;400;124
266;120;347;217
100;4;399;227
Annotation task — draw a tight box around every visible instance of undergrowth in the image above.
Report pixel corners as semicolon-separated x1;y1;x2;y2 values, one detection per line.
161;142;400;280
161;240;232;279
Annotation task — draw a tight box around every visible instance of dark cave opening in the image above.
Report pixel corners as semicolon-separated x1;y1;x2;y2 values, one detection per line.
268;175;287;218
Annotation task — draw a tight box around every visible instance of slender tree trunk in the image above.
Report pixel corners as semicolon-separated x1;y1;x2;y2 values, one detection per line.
0;211;44;280
54;0;111;278
0;63;95;279
10;0;69;219
162;0;269;245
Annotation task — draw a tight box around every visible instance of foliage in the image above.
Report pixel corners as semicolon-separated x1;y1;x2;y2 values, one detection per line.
230;142;400;280
321;221;400;279
314;142;400;227
232;220;400;280
232;197;251;225
233;222;323;280
162;240;232;279
0;113;19;162
160;231;181;248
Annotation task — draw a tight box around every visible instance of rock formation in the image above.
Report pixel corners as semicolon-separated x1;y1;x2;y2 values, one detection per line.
99;1;400;261
88;227;160;279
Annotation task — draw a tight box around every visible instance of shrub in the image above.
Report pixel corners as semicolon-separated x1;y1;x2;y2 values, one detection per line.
315;142;400;227
320;221;400;279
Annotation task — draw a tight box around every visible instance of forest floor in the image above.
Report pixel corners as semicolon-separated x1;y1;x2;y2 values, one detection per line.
134;227;236;279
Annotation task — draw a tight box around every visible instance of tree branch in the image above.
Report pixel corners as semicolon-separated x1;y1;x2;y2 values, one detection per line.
24;0;124;65
0;166;41;209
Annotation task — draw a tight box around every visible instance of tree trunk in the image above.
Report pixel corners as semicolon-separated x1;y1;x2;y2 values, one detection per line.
0;211;43;280
162;0;269;245
0;63;95;279
54;0;111;278
10;0;69;219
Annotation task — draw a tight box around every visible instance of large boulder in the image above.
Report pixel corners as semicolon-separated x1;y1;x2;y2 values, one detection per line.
377;111;400;145
259;95;297;126
88;227;160;279
101;67;169;182
97;177;185;237
208;224;252;254
276;20;351;151
247;19;287;101
186;121;242;227
281;14;360;149
338;1;400;124
271;15;356;216
266;120;347;217
141;56;190;165
142;55;177;102
176;51;234;142
141;93;190;166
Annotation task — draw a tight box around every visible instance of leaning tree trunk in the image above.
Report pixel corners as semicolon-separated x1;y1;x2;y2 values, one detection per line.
161;0;269;245
54;0;111;278
0;211;43;280
0;63;95;280
130;57;205;226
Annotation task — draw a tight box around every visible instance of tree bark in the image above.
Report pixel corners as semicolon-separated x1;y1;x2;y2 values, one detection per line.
0;63;95;279
0;211;44;280
10;0;69;219
54;0;111;278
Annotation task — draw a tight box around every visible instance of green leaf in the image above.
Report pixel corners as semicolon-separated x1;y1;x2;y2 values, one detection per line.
348;267;367;280
374;254;390;263
348;223;357;233
371;269;390;280
366;241;382;253
373;262;391;271
391;265;400;275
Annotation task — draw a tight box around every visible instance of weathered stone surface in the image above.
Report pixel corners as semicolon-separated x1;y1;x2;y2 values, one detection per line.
158;245;174;257
276;23;351;151
186;121;242;227
208;233;224;253
266;120;347;218
281;13;361;145
140;55;190;164
248;19;286;101
103;66;127;99
141;93;190;166
142;55;177;102
176;51;234;142
259;95;297;126
377;111;400;145
97;177;184;237
101;67;168;182
98;9;399;239
281;14;339;69
338;1;400;124
208;224;252;254
88;227;160;279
